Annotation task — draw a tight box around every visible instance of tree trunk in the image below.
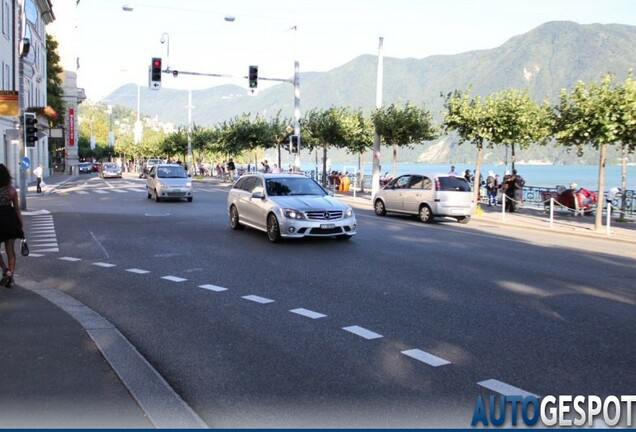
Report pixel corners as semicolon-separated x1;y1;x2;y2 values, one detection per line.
594;143;607;231
322;146;328;187
359;153;365;193
511;142;516;172
392;144;398;178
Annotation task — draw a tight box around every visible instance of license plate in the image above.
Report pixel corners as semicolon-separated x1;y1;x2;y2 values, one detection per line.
173;189;181;192
320;223;335;229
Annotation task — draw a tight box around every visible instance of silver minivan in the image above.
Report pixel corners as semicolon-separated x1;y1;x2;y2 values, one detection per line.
373;173;474;223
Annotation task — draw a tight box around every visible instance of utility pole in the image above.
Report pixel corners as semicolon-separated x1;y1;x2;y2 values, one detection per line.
371;37;384;198
18;1;27;210
293;60;301;171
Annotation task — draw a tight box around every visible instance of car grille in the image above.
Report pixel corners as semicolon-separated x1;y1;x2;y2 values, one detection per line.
306;210;343;220
309;227;344;235
166;192;187;197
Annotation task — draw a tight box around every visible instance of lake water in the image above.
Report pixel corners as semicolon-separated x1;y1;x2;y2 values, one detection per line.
301;162;636;191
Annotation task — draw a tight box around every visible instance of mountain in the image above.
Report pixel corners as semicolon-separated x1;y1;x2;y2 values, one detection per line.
103;21;636;164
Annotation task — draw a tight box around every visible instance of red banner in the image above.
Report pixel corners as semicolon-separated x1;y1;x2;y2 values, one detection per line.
68;108;75;146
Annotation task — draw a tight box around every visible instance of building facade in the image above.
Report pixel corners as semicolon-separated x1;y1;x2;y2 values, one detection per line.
0;0;54;187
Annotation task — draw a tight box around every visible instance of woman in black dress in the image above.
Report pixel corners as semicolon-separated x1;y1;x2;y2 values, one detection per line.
0;164;24;287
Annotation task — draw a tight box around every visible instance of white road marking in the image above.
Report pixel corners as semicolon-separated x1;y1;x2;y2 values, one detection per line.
30;247;59;253
110;189;128;193
477;379;539;398
93;262;116;268
242;295;274;304
22;210;51;215
126;268;150;274
27;253;45;257
93;190;108;194
76;190;89;195
342;325;383;340
290;308;327;319
28;242;58;248
401;349;451;367
199;284;228;292
59;257;82;261
161;275;187;282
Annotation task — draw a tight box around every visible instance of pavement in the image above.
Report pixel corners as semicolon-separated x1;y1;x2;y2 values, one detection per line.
1;172;634;428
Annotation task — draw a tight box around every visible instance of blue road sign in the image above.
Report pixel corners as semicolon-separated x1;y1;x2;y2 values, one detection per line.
22;156;31;170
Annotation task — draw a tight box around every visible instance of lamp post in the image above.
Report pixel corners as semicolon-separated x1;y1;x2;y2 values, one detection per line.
160;32;170;71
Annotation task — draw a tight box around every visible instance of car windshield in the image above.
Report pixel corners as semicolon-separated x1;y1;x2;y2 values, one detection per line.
157;166;187;178
266;177;325;197
104;163;118;169
438;176;471;191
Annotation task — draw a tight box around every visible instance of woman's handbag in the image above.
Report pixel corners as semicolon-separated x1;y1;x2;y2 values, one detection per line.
21;238;29;256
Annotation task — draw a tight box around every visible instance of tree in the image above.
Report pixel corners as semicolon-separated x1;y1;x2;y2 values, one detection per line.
442;89;493;206
46;34;65;126
553;74;626;231
614;72;636;220
372;102;438;180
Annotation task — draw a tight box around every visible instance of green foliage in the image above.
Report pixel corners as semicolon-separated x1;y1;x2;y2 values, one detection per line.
46;34;65;126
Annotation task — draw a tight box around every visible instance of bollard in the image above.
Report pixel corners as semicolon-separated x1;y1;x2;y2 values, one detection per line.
549;198;554;229
501;194;506;220
606;203;612;236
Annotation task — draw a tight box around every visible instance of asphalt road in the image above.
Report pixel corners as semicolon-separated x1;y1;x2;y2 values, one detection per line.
18;174;636;428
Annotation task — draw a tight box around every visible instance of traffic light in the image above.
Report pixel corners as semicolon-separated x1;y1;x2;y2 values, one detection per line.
149;57;162;90
289;135;300;154
248;65;258;89
24;112;38;147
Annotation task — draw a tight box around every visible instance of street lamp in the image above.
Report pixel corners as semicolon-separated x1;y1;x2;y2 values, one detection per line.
160;32;170;71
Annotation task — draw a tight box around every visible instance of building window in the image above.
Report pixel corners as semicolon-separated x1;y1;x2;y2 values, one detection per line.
2;1;10;38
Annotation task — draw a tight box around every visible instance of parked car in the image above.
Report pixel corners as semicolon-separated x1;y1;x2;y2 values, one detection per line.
99;162;122;179
373;173;474;223
227;173;357;243
146;163;193;202
78;162;93;174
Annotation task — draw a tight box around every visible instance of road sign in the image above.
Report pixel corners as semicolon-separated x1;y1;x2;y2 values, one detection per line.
22;156;31;170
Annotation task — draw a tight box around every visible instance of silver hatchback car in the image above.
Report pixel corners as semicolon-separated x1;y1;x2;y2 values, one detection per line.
146;164;193;202
373;173;474;223
227;173;357;242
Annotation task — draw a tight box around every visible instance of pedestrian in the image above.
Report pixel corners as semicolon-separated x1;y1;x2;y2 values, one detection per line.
272;163;281;173
486;170;498;206
227;158;236;181
33;163;44;193
464;169;472;184
448;165;456;176
502;170;517;212
0;164;24;288
513;169;525;209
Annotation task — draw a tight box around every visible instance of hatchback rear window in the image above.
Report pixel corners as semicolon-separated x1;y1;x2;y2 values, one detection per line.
438;176;471;191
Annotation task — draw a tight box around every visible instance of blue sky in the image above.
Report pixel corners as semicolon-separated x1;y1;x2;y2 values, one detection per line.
49;0;636;101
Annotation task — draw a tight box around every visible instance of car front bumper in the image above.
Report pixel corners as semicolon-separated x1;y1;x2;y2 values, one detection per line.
279;216;357;238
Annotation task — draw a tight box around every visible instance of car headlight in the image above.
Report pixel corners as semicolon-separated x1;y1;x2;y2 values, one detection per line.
344;207;354;218
284;208;305;220
186;181;192;188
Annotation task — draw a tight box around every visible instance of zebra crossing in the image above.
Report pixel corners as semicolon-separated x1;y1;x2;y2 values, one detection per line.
24;210;59;256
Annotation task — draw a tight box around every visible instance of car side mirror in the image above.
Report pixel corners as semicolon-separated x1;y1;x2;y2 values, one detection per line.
252;190;265;199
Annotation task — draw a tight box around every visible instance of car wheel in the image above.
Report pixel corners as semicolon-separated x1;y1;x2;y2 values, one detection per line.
154;189;161;202
374;199;386;216
457;216;470;224
229;205;243;230
418;205;434;223
266;213;282;243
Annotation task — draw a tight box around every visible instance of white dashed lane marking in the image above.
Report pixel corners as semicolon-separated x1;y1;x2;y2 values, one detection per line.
93;262;116;268
342;325;383;340
59;257;82;261
199;284;228;292
477;379;539;398
242;295;275;304
161;275;188;282
290;308;327;319
126;268;151;274
401;349;451;367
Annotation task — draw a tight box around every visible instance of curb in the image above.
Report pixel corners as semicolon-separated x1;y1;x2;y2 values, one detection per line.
18;278;208;429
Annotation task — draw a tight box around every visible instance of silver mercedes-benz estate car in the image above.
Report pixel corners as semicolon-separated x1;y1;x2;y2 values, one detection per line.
227;173;357;243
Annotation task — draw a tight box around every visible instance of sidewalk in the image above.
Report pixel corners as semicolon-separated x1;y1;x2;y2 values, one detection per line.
4;173;633;427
